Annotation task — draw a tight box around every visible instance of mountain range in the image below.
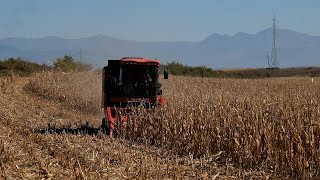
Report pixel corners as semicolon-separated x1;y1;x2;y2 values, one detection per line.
1;28;320;69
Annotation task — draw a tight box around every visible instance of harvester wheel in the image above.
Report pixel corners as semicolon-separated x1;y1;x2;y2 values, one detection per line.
101;117;110;135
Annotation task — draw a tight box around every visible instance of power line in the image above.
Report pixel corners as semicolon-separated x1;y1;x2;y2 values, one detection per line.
271;15;279;68
267;52;271;68
80;48;83;63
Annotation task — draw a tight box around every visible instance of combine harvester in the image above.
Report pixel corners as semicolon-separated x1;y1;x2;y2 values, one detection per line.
101;57;168;137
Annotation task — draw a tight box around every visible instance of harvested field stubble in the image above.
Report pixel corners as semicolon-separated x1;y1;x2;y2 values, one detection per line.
27;71;320;178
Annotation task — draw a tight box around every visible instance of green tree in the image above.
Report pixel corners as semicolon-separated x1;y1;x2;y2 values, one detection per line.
53;55;92;71
161;61;218;78
0;57;49;75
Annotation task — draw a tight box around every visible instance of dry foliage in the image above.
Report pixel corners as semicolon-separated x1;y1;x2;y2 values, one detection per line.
1;74;247;179
2;71;320;179
25;71;102;115
127;76;320;179
2;75;242;179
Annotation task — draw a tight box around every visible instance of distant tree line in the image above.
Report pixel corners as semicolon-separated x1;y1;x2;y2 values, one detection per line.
0;58;49;76
1;57;221;78
161;61;218;78
160;61;320;78
53;55;92;71
2;57;316;78
0;55;92;76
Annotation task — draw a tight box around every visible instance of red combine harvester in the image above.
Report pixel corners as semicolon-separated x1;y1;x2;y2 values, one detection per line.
101;57;168;137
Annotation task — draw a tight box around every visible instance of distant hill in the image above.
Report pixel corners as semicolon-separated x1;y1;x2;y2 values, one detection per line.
1;28;320;68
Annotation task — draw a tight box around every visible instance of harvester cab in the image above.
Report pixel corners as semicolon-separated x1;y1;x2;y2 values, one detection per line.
101;57;168;137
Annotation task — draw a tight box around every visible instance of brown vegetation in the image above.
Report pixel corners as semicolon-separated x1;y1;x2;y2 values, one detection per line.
1;71;320;179
220;67;320;78
0;74;241;179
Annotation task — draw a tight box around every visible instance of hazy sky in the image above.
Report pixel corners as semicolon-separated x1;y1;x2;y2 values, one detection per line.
0;0;319;41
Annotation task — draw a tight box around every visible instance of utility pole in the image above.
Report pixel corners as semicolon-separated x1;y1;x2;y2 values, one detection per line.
80;48;83;63
271;15;279;68
267;53;271;68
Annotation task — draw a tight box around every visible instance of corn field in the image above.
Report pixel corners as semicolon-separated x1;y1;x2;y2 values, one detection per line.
21;71;320;179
